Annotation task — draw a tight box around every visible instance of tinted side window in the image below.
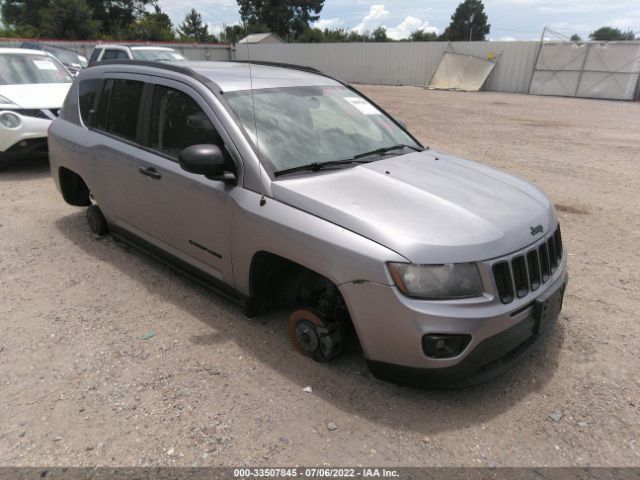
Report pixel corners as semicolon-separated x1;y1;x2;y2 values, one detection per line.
78;79;102;125
95;79;113;131
104;79;144;141
149;85;221;159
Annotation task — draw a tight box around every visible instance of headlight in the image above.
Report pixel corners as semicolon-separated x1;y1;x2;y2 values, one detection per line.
0;95;14;104
388;262;484;300
0;111;21;129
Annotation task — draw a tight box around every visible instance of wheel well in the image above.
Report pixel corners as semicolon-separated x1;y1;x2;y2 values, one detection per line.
247;252;342;317
59;167;91;206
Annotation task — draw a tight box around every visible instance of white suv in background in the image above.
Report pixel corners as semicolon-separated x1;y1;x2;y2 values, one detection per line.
89;44;187;63
0;48;73;166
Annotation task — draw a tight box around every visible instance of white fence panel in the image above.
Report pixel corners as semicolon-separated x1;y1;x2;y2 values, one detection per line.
235;41;540;93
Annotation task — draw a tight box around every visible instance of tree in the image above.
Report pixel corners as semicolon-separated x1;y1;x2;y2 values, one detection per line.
177;8;212;42
39;0;100;39
371;26;389;42
410;29;438;41
87;0;157;39
296;27;324;43
439;0;490;41
1;0;50;33
219;24;245;43
589;26;635;41
127;4;175;41
237;0;324;39
570;33;582;42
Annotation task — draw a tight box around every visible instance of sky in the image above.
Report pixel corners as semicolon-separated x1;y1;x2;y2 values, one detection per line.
156;0;640;41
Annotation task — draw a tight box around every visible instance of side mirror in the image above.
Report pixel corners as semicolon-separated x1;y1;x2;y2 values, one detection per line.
179;144;228;179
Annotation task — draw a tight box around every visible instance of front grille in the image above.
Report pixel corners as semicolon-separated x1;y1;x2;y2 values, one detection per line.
0;108;50;119
493;225;563;304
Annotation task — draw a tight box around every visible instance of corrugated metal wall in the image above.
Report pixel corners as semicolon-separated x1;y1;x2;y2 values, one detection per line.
234;41;541;93
529;41;640;100
0;39;233;61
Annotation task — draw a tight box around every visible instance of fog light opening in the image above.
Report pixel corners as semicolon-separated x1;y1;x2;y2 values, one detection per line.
422;334;471;359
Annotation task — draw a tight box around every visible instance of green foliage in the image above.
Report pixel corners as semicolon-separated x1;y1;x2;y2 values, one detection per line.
219;24;244;43
1;0;50;31
371;26;389;42
39;0;100;39
237;0;324;39
177;8;214;42
589;27;635;41
127;4;175;41
85;0;155;39
439;0;490;41
410;29;438;42
569;33;582;42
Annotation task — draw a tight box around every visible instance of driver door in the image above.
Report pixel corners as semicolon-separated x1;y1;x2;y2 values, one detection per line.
133;78;239;285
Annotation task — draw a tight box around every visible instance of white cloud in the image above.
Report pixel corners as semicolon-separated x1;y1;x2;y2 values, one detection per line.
353;4;390;34
313;18;345;30
352;4;438;39
387;16;438;40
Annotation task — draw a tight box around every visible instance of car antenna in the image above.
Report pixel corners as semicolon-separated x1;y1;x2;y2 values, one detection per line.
242;20;262;198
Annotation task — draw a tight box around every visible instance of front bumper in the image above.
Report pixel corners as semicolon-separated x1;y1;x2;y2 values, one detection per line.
340;257;567;389
0;112;52;159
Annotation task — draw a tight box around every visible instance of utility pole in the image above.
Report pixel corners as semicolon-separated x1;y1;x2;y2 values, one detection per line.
469;13;475;42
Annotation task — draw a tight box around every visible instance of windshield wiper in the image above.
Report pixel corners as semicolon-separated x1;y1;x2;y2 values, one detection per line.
352;143;424;160
274;159;374;177
274;144;424;178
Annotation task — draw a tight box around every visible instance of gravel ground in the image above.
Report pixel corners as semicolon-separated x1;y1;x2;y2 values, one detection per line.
0;87;638;467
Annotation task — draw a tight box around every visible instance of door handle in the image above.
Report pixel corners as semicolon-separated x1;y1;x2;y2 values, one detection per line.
139;166;161;179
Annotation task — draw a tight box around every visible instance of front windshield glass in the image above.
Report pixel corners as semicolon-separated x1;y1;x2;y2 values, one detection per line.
226;85;419;172
131;49;186;62
0;53;73;85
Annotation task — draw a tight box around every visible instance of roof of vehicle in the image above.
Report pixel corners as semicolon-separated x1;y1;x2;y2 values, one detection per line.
0;47;53;56
21;42;80;54
189;61;342;92
94;44;177;51
88;60;343;92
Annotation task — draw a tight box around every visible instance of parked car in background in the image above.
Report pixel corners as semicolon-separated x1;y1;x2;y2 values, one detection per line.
48;61;566;388
0;48;73;166
21;42;88;76
89;44;187;63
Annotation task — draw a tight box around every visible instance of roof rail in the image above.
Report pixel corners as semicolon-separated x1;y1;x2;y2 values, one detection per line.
229;60;348;86
231;60;322;75
85;59;222;93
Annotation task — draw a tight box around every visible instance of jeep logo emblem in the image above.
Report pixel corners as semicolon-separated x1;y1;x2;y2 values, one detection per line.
530;225;544;236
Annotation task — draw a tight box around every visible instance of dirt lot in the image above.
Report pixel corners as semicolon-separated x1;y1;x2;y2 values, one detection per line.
1;87;639;467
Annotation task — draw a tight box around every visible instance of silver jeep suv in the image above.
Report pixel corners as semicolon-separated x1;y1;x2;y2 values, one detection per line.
49;60;567;388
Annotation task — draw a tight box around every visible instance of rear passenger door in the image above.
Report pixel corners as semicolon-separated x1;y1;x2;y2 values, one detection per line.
131;78;238;285
89;74;159;236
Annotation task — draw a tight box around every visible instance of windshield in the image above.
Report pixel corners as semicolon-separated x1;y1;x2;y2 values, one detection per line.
0;53;72;85
226;85;419;173
131;49;186;62
47;48;86;67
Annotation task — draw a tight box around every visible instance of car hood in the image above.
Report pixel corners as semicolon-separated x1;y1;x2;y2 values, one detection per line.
271;150;557;264
0;83;71;109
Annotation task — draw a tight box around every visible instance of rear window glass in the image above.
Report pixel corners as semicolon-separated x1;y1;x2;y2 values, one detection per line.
95;79;143;142
102;49;128;60
106;79;143;141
